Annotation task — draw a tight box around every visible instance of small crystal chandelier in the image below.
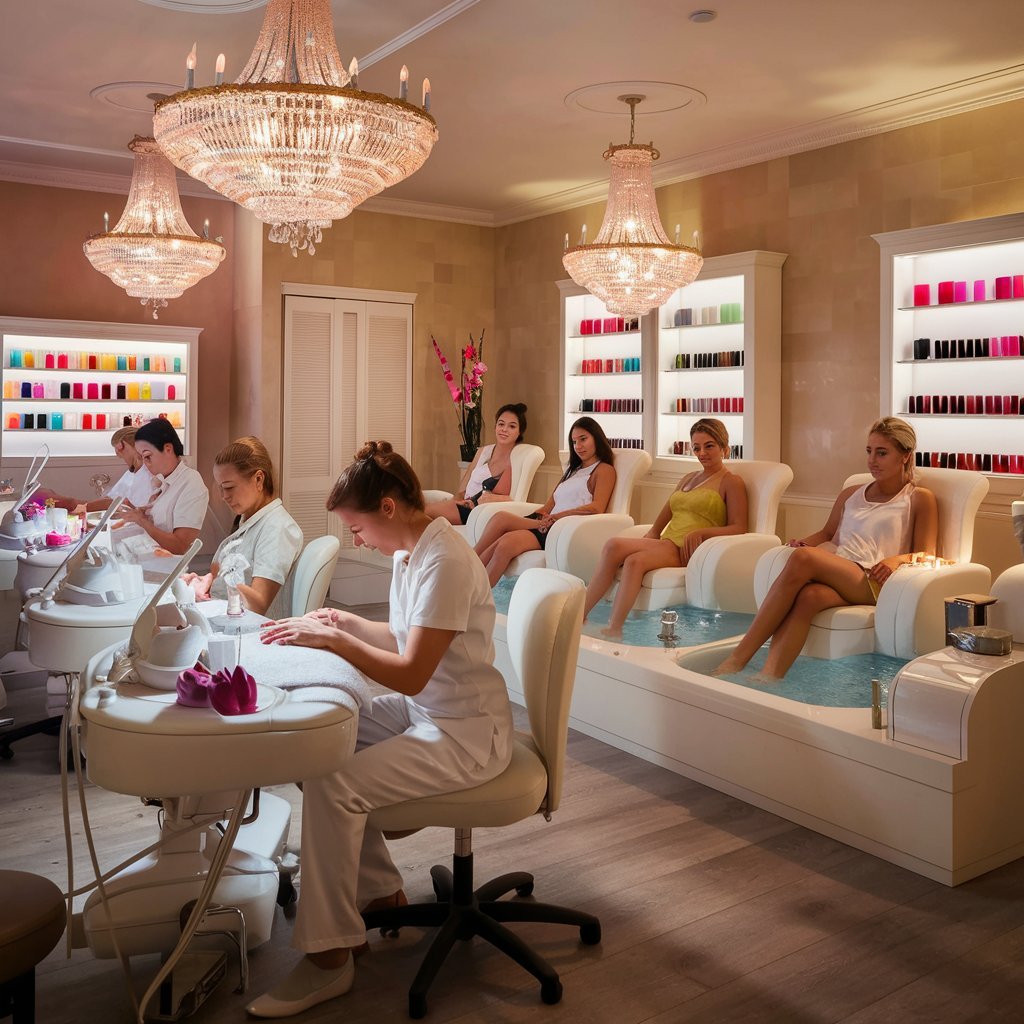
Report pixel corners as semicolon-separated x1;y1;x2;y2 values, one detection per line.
152;0;438;256
83;136;226;319
563;95;703;318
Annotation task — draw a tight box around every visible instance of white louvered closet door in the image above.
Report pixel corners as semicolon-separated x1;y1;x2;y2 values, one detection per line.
283;295;412;550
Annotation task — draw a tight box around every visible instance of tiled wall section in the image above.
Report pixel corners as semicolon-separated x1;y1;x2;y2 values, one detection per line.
254;210;496;492
494;98;1024;577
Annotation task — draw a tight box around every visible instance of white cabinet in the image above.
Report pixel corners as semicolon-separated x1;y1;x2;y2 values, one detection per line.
557;281;644;451
1;317;198;464
875;214;1024;493
653;251;785;469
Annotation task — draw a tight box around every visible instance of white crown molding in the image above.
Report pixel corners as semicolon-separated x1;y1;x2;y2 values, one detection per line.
492;64;1024;226
358;195;494;226
0;158;227;201
358;0;484;69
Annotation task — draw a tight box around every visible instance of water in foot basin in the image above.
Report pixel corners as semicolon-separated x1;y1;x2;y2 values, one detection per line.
713;649;907;708
492;578;753;648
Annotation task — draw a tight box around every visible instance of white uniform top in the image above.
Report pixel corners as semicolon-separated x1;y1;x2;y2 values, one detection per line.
210;498;303;619
148;461;209;533
463;444;496;498
106;465;157;509
550;460;600;516
390;517;513;769
834;482;915;568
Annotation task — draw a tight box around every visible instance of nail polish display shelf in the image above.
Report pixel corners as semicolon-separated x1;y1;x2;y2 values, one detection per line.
569;329;641;339
570;371;641;378
663;411;743;417
876;211;1024;492
663;365;740;373
898;297;1024;312
660;321;746;331
1;316;199;462
897;355;1024;364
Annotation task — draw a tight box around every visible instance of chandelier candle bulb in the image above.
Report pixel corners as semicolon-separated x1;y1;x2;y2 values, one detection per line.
564;233;569;252
348;57;358;89
400;64;408;101
185;43;196;90
214;53;225;86
422;77;430;111
103;212;109;231
203;219;209;239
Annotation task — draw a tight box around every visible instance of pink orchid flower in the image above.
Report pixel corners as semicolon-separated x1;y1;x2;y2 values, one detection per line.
176;664;215;707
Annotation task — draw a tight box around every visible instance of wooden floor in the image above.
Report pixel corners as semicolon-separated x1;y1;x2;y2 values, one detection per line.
4;586;1024;1022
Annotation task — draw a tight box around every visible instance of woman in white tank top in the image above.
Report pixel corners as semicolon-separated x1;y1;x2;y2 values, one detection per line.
715;417;938;681
474;416;617;587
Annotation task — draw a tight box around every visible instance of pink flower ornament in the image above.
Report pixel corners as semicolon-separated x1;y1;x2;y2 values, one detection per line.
210;665;259;716
176;664;215;707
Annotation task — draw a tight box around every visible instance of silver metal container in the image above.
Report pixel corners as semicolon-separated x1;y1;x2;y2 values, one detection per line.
947;626;1014;656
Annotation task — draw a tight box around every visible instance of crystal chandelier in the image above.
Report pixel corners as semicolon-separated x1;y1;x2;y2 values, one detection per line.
83;136;226;319
152;0;438;256
563;95;703;318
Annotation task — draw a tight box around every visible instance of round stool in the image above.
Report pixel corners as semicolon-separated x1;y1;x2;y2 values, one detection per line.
0;870;65;1024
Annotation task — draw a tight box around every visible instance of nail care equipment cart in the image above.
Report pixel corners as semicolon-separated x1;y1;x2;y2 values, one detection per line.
68;589;371;1022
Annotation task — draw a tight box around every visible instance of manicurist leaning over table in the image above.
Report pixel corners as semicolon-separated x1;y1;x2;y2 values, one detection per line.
115;417;209;556
250;441;513;1019
183;436;302;617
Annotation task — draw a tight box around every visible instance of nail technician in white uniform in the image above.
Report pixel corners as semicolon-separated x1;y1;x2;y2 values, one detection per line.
184;436;303;618
252;441;513;1019
117;417;209;556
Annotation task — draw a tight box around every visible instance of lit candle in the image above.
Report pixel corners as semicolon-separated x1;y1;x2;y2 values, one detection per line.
581;224;587;245
203;219;210;240
674;223;681;244
564;232;569;252
400;64;409;101
422;77;431;112
185;43;197;90
215;53;225;86
103;211;109;232
348;56;359;89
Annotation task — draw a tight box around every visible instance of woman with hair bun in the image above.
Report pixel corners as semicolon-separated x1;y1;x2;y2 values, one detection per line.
250;441;512;1019
426;403;529;524
584;418;748;638
715;417;937;680
183;436;302;617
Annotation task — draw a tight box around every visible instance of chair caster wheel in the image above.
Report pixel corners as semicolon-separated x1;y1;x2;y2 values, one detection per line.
580;923;601;945
409;993;427;1019
514;881;534;897
541;979;562;1005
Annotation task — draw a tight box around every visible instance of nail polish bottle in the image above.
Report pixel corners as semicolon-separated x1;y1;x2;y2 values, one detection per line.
913;284;930;306
957;338;966;358
996;276;1012;299
973;280;986;302
983;453;992;473
72;382;83;400
954;281;967;303
938;281;954;304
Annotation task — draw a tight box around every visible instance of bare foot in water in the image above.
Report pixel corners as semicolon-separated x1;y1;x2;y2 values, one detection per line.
599;625;623;640
712;656;744;676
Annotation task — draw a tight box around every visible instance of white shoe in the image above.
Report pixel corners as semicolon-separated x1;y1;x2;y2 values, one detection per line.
246;955;355;1019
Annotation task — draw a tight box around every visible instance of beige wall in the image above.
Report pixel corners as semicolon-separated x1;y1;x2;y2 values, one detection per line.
0;179;237;534
254;209;495;492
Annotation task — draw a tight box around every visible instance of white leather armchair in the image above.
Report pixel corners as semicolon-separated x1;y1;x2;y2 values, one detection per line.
471;448;652;579
424;443;545;542
753;466;991;660
569;458;794;613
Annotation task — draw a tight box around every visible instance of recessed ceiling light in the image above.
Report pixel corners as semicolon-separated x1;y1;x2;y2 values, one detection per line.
689;9;717;23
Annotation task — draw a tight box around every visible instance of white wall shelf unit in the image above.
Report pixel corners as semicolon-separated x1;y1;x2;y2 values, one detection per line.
557;280;645;454
875;213;1024;495
1;316;199;471
653;250;785;473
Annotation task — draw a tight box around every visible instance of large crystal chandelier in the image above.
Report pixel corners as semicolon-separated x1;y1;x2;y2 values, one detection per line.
83;136;226;319
152;0;438;256
563;95;703;318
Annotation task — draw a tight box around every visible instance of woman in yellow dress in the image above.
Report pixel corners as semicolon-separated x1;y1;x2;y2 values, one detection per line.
583;418;748;638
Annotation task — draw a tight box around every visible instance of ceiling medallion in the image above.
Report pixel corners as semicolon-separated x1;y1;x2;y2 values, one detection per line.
563;95;703;318
152;0;438;256
83;137;226;319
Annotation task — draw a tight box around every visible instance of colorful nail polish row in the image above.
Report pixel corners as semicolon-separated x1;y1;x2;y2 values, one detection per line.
907;394;1023;415
915;451;1024;474
673;397;744;413
578;317;640;335
913;276;1024;305
912;336;1023;359
673;441;743;458
5;350;184;372
673;351;745;369
579;398;643;413
672;303;742;326
4;410;184;431
2;379;178;400
580;358;640;373
606;438;645;449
